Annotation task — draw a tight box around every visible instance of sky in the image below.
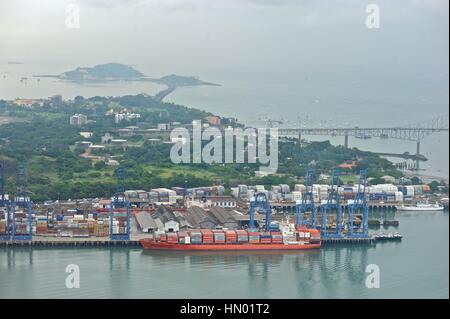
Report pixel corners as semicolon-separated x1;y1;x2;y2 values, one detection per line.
0;0;448;78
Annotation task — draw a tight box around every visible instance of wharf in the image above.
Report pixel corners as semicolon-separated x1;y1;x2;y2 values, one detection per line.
0;238;141;247
321;237;375;245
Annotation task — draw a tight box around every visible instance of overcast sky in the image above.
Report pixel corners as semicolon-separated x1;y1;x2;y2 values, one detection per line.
0;0;448;78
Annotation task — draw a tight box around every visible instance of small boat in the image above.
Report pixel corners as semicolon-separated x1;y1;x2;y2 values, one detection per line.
396;201;444;211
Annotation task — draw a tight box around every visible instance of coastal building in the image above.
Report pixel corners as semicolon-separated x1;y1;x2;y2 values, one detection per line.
154;206;179;232
135;212;158;233
111;139;127;148
70;114;88;126
101;133;113;144
14;98;44;108
207;207;239;229
79;132;93;138
209;196;236;208
147;138;161;145
157;123;171;131
185;206;216;229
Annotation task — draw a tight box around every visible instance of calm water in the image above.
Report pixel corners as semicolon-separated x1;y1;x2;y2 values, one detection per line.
0;212;448;299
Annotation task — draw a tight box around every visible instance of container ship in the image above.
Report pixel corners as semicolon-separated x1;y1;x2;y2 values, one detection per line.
140;224;321;251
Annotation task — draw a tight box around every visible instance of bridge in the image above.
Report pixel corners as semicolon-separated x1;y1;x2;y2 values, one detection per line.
278;115;449;169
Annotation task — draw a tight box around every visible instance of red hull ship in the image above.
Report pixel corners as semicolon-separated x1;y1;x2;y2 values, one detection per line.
140;227;321;251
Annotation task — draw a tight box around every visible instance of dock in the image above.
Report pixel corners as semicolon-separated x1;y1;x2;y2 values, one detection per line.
0;238;141;247
321;237;375;245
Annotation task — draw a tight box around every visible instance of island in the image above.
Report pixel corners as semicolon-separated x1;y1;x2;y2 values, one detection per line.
33;63;220;101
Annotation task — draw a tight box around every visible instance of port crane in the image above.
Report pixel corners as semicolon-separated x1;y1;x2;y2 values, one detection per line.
295;169;317;228
12;163;33;240
320;169;344;238
249;192;271;230
0;163;11;240
110;166;131;240
347;169;369;238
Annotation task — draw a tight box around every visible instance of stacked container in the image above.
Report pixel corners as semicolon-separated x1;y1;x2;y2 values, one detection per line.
270;231;283;243
212;230;225;244
294;184;306;192
238;185;248;198
157;233;167;242
279;184;290;194
271;185;281;193
189;230;202;244
236;230;248;243
248;231;260;244
255;185;265;192
167;232;178;244
177;231;190;244
225;230;237;243
260;231;272;244
200;229;214;244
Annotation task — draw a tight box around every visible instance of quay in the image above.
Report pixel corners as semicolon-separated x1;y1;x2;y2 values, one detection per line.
321;237;375;245
0;237;141;247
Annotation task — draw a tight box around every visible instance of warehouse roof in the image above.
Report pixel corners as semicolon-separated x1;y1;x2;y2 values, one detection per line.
135;212;157;230
186;206;215;227
208;207;237;224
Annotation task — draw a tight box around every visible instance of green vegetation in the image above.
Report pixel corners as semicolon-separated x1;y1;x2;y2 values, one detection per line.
0;95;402;202
60;63;144;80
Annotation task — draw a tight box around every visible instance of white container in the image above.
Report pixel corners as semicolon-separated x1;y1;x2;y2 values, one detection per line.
292;191;302;201
294;184;306;192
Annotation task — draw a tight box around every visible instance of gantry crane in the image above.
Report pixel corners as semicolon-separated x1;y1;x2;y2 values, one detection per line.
249;192;271;230
12;163;33;240
347;169;369;238
295;169;317;228
110;166;131;240
320;168;344;238
0;163;11;240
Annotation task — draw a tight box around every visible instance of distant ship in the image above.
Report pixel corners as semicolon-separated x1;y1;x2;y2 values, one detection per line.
396;201;444;211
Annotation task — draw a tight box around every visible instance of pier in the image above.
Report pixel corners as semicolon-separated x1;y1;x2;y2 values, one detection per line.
0;238;141;247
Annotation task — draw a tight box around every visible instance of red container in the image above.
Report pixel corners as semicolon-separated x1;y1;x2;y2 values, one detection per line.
225;230;237;243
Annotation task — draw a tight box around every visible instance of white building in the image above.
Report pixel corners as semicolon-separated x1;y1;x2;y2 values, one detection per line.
70;114;88;126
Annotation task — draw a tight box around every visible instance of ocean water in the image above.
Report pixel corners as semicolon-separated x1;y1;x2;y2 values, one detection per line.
0;211;448;299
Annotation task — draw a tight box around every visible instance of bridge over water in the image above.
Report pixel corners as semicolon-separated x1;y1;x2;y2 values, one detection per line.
278;115;449;169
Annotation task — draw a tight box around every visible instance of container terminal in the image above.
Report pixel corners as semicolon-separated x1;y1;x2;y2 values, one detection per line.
0;164;446;249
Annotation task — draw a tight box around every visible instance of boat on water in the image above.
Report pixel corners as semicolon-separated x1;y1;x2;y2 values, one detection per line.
396;201;444;211
140;223;321;251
